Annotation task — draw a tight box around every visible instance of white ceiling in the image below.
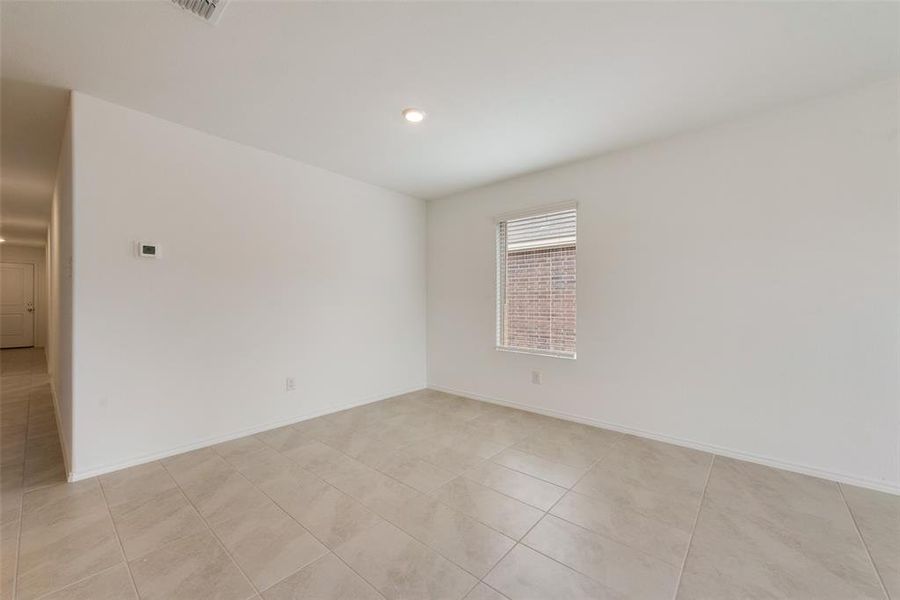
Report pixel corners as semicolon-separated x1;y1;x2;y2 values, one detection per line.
1;1;898;244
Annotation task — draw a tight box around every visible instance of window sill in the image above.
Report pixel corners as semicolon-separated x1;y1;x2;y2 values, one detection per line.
496;346;576;360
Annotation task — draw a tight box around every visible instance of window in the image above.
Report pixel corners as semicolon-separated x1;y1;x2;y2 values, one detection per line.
497;205;576;358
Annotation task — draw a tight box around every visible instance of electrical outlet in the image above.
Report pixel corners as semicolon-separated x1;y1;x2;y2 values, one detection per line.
285;377;296;392
531;370;542;385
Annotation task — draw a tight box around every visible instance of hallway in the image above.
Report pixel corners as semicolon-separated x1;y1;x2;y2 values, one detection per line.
2;347;68;599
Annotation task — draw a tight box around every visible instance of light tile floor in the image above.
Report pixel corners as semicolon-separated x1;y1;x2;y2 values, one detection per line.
1;347;897;599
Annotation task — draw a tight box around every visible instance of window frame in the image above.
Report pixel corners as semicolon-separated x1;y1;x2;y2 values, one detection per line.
495;201;578;360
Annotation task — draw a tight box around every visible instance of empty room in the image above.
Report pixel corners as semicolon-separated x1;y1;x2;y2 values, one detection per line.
0;1;898;599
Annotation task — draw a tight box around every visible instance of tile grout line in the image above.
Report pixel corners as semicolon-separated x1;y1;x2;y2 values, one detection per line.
14;356;128;600
213;453;386;599
670;454;715;600
9;388;599;600
12;361;73;600
491;431;717;594
95;461;255;594
837;483;891;599
253;553;359;599
407;417;631;590
157;460;262;600
307;407;592;530
413;432;555;525
21;382;716;600
474;432;628;592
259;416;508;517
307;418;547;549
96;478;143;599
9;370;32;600
19;370;66;495
423;474;544;539
248;403;553;591
527;502;686;569
9;501;23;600
13;373;394;599
29;562;131;600
8;386;768;600
514;432;627;535
15;391;437;600
373;407;538;596
476;459;570;490
352;410;519;483
249;437;495;587
472;425;620;489
245;431;421;593
453;467;566;512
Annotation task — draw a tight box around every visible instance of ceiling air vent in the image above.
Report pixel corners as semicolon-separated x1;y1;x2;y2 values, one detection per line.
171;0;229;24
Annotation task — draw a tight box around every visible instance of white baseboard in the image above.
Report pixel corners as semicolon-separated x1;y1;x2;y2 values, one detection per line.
47;369;72;481
68;383;425;482
49;385;71;477
429;384;900;496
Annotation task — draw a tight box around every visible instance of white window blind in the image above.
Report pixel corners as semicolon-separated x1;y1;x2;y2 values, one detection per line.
497;207;577;358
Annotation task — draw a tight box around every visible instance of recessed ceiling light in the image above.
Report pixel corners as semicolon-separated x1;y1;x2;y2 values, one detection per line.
402;108;426;123
0;238;5;243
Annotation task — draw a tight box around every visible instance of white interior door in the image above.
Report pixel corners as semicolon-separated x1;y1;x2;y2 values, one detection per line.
1;263;35;348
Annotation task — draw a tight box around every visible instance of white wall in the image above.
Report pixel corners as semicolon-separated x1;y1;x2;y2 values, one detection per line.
47;101;73;469
0;244;48;348
68;93;426;478
427;80;900;492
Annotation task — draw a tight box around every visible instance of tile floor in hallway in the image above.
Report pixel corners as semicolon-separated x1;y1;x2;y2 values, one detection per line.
1;346;898;600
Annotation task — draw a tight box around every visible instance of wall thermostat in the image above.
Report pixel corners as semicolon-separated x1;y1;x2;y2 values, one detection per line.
136;242;160;258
